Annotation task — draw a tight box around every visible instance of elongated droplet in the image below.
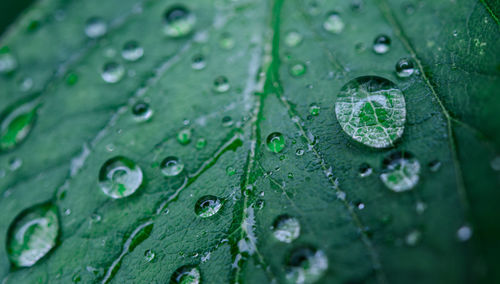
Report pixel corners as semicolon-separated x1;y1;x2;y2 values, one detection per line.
380;152;420;192
267;132;285;153
273;215;300;243
161;156;184;177
7;203;59;267
0;46;18;74
285;247;328;284
84;17;107;38
335;76;406;148
1;97;39;152
170;265;201;284
163;5;196;38
195;195;223;218
323;12;344;34
121;40;144;62
98;156;143;198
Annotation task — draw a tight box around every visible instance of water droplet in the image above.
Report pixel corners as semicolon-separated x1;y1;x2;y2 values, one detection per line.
395;58;415;78
285;31;303;47
132;101;153;121
177;128;192;145
357;202;365;210
170;265;201;284
323;12;344;34
359;163;372;178
195;195;223;218
163;5;196;38
380;152;420;192
272;215;300;243
0;97;39;152
490;156;500;171
405;230;421;246
121;40;144;62
160;156;184;177
335;76;406;148
18;77;33;92
213;76;230;93
84;17;107;38
266;132;285;153
373;35;391;54
66;72;78;85
457;225;472;242
428;160;441;172
289;62;306;77
7;203;59;267
309;104;320;116
222;116;233;127
226;166;236;176
195;138;206;150
295;148;304;156
101;62;125;83
219;33;235;49
144;249;156;262
98;156;143;199
0;47;18;74
285;247;328;284
191;54;206;70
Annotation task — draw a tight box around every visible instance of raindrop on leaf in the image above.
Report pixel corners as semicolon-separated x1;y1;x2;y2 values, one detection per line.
101;62;125;83
380;152;420;192
84;17;107;38
160;156;184;177
373;35;391;54
163;5;196;38
98;156;143;199
195;195;223;218
267;132;285;153
273;215;300;243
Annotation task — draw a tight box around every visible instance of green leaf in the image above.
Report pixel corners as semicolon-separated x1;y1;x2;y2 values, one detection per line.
1;0;499;283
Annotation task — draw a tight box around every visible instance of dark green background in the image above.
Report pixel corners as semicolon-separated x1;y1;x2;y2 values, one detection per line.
0;0;35;35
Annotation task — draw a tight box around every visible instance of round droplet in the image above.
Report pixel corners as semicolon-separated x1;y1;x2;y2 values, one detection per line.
359;163;373;178
289;63;306;77
213;76;230;93
267;132;285;153
219;33;235;49
1;97;39;152
98;156;143;199
222;116;233;127
226;166;236;176
84;17;107;38
273;215;300;243
101;62;125;83
0;47;18;74
285;31;303;47
132;101;153;121
296;148;304;156
285;247;328;284
7;203;59;267
457;225;472;242
177;128;192;145
160;156;184;177
373;35;391;54
309;104;320;116
335;76;406;148
144;249;156;262
323;12;344;34
163;5;196;38
195;138;207;150
380;152;420;192
121;40;144;62
170;265;201;284
191;54;206;70
195;195;223;218
395;58;415;78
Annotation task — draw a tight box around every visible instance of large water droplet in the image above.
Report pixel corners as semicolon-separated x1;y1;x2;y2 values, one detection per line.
195;195;223;218
395;58;415;78
323;12;344;34
84;17;107;38
267;132;285;153
273;215;300;243
121;40;144;62
160;156;184;177
7;203;59;267
380;152;420;192
335;76;406;148
98;156;143;198
373;35;391;54
0;47;18;74
170;265;201;284
163;5;196;38
101;62;125;83
285;247;328;284
285;31;303;47
213;76;230;93
1;97;39;152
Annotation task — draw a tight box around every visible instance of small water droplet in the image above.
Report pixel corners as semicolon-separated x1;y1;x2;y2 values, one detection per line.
226;166;236;176
266;132;285;153
295;148;304;156
98;156;143;199
7;203;59;267
160;156;184;177
285;31;303;47
195;195;223;218
177;128;192;145
101;62;125;83
289;62;306;77
0;47;18;74
219;33;235;49
416;201;426;214
272;215;300;243
144;249;156;262
84;17;107;38
222;116;233;127
213;76;230;93
195;138;206;150
285;247;328;284
1;97;39;152
405;230;421;246
121;40;144;62
428;160;441;172
395;58;415;78
170;265;201;284
373;35;391;54
18;77;33;92
357;202;365;210
380;152;420;192
163;5;196;38
191;54;206;70
132;101;153;121
359;163;372;178
323;12;344;34
309;104;320;116
457;225;472;242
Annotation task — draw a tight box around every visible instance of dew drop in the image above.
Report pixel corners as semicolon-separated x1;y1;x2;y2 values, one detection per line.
7;203;59;267
266;132;285;153
160;156;184;177
98;156;143;199
18;77;33;92
285;247;328;284
222;116;233;127
191;54;206;70
285;31;303;47
219;33;235;50
457;225;472;242
323;12;344;34
272;215;300;243
121;40;144;62
84;17;107;38
295;148;304;156
101;62;125;83
395;58;415;78
373;35;391;54
226;166;236;176
0;97;39;152
359;163;373;178
163;5;196;38
144;249;156;262
335;76;406;148
380;152;420;192
0;47;18;74
132;101;153;121
289;62;306;77
195;195;223;218
213;76;230;93
405;230;421;246
309;104;320;116
177;128;192;145
170;265;201;284
195;138;207;150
